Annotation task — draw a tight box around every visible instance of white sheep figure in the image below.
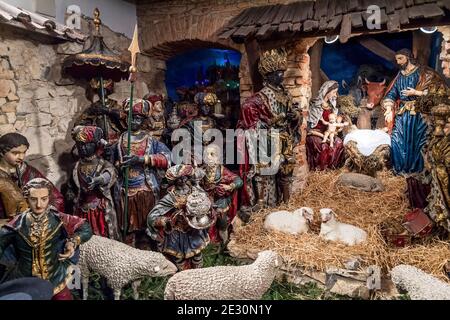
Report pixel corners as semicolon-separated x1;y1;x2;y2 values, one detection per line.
164;250;282;300
319;208;367;246
391;265;450;300
79;235;178;300
263;207;314;235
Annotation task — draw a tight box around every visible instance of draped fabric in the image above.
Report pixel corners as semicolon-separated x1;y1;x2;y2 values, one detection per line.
406;177;431;209
385;68;426;174
306;109;345;171
147;190;209;259
306;135;345;171
76;202;108;237
391;111;428;174
307;80;339;129
385;68;420;103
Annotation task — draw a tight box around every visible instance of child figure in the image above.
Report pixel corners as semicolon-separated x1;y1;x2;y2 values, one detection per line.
321;113;349;148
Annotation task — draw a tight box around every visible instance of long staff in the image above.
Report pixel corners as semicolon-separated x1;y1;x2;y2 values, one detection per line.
123;24;140;238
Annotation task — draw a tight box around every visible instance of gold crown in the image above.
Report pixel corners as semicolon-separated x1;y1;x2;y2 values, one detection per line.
203;93;218;106
258;48;288;76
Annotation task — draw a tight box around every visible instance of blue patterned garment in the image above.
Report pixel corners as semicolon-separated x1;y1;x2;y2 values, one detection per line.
385;68;427;174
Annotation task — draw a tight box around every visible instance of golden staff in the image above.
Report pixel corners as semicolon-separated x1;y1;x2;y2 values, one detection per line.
123;24;140;238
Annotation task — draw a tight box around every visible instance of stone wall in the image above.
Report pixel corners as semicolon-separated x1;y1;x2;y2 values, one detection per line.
136;0;304;58
0;17;163;188
0;25;87;187
439;26;450;78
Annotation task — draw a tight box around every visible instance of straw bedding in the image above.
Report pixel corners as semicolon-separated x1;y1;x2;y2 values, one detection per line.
232;170;450;282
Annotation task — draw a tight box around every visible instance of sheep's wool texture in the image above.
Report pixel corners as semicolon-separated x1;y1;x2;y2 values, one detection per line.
319;212;367;246
344;129;391;156
391;265;450;300
337;173;384;192
164;251;279;300
79;235;176;299
264;210;309;235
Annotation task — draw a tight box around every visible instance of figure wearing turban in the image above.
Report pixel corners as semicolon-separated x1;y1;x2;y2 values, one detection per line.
147;164;211;270
68;125;121;240
116;98;171;248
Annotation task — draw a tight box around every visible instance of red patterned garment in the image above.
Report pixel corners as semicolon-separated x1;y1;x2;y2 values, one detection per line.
306;109;345;171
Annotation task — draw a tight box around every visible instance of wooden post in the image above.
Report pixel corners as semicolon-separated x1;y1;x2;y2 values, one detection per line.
310;39;324;97
413;30;432;67
244;38;263;93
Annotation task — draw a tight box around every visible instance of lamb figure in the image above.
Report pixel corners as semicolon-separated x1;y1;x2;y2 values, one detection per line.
390;265;450;300
319;208;367;246
164;250;282;300
79;235;178;300
263;207;314;235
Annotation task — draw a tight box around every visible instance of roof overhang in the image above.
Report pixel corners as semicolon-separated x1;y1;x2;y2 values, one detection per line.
219;0;450;44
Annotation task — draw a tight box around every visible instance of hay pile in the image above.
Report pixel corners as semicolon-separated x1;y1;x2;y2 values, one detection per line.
232;170;450;282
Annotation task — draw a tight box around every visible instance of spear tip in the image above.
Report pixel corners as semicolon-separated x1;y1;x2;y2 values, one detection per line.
128;24;140;69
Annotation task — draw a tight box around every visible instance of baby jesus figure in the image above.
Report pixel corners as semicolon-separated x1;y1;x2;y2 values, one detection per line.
321;113;349;147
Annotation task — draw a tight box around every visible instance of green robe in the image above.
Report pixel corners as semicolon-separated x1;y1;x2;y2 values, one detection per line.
0;207;92;294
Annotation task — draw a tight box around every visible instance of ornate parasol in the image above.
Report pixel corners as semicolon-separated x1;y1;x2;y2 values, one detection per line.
63;8;130;82
63;8;130;142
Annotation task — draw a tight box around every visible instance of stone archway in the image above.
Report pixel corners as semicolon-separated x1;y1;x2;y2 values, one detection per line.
138;38;253;104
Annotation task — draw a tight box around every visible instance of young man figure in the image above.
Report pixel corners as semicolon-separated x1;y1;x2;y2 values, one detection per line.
0;178;92;300
0;133;64;217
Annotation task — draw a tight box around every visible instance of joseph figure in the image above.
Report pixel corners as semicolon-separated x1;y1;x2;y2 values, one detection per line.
382;49;447;208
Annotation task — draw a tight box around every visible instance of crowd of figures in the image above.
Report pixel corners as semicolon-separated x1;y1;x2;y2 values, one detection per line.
0;46;448;300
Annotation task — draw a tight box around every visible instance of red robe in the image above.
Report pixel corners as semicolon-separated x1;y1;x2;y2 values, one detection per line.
236;94;273;206
306;109;345;171
203;166;241;243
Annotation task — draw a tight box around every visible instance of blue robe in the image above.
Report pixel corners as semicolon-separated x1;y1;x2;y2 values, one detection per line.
385;68;427;174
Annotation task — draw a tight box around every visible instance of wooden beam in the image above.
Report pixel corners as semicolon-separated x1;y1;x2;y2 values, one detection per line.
412;29;432;66
387;13;401;32
320;68;330;81
310;39;324;97
358;37;396;61
244;38;263;93
339;13;352;43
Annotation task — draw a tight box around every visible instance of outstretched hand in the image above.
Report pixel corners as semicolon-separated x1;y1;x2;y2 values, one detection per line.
85;176;104;190
58;241;75;261
120;155;144;168
401;87;421;97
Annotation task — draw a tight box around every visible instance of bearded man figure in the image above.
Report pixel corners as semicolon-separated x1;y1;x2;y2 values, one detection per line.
382;49;447;208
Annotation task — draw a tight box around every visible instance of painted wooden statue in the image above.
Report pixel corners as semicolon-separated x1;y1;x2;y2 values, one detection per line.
0;178;92;300
237;48;301;209
306;80;345;171
69;125;121;240
0;133;64;218
116;98;171;248
147;164;213;270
